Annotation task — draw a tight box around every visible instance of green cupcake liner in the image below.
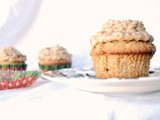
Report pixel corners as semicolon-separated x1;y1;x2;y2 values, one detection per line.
39;63;71;71
0;63;27;70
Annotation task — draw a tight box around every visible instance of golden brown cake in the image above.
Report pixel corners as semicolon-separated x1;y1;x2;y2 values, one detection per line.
90;19;156;79
38;45;72;71
0;46;27;70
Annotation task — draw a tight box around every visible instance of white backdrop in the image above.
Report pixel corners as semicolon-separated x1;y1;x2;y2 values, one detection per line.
0;0;160;70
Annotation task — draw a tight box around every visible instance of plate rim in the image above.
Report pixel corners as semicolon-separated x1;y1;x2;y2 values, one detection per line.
41;68;160;94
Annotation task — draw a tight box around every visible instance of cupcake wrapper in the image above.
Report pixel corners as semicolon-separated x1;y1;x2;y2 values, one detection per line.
92;54;152;78
0;70;41;90
0;64;27;70
39;63;71;71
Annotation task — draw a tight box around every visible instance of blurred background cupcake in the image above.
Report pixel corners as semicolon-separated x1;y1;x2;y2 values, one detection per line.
38;45;72;71
0;46;27;70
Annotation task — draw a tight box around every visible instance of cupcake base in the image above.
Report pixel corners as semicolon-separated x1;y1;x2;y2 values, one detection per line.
92;53;152;79
39;63;71;71
0;63;27;71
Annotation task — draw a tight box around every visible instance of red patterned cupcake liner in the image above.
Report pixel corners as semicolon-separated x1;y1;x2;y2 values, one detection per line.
0;70;41;90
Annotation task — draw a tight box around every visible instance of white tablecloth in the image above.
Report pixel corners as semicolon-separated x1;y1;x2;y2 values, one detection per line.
0;77;160;120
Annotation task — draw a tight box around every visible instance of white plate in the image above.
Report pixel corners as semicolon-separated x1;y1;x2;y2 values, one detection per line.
41;67;160;94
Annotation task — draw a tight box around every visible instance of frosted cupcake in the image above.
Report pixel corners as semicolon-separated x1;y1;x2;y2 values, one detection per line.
90;19;156;78
0;46;27;70
38;45;72;71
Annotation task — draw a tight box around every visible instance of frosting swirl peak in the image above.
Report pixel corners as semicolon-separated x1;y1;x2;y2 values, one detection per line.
38;45;72;62
91;19;152;47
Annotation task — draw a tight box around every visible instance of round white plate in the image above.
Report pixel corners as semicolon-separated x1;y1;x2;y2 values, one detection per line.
41;67;160;94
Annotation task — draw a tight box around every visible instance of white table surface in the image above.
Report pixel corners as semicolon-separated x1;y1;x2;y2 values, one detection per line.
0;76;160;120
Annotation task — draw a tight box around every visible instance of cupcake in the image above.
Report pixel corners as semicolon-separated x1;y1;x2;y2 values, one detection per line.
38;45;72;71
0;46;27;70
90;19;156;78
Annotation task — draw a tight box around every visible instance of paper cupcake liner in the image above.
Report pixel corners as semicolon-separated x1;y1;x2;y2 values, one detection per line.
0;70;41;90
39;63;71;71
91;54;152;78
0;64;27;71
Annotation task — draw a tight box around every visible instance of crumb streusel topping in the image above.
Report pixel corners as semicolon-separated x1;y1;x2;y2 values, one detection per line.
38;45;72;62
91;19;153;47
0;46;26;63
